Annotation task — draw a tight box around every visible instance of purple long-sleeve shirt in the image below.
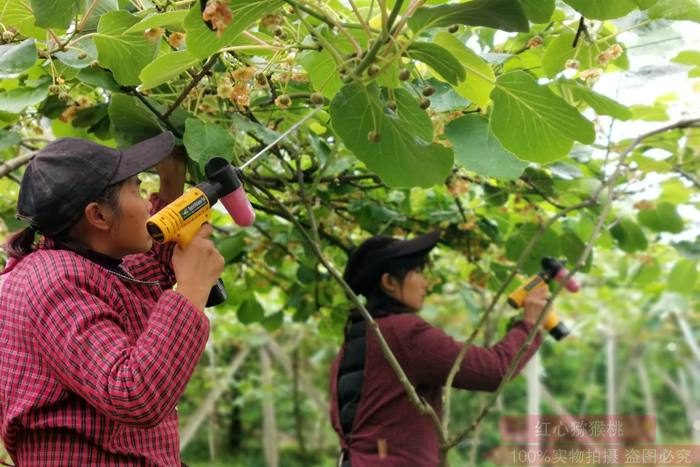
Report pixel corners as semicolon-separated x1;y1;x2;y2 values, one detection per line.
0;195;209;466
329;313;542;466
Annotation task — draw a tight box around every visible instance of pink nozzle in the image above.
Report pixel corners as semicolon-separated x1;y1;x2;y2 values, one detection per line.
554;268;581;292
220;186;255;227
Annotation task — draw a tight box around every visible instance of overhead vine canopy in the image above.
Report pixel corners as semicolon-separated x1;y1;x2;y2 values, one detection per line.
0;0;699;464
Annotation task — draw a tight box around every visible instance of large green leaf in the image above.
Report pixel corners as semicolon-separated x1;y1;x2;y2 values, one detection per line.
610;218;648;253
54;39;97;69
93;11;160;86
298;49;343;100
505;223;560;275
672;50;700;77
667;260;697;294
139;50;199;90
0;0;46;39
563;0;637;19
183;118;235;169
637;202;684;233
330;83;453;188
0;39;36;76
184;0;283;59
541;32;629;78
30;0;83;29
108;93;163;147
407;41;465;86
558;80;632;120
408;0;529;33
445;114;527;179
489;71;595;163
648;0;700;23
517;0;555;23
0;77;49;113
433;32;495;108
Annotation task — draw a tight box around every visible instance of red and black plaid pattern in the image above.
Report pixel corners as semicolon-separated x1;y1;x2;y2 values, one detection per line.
0;195;209;466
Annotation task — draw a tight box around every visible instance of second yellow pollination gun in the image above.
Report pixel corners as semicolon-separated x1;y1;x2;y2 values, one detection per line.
507;257;581;341
146;157;255;307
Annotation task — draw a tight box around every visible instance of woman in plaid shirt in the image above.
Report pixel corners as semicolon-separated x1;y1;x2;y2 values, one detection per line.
0;133;224;466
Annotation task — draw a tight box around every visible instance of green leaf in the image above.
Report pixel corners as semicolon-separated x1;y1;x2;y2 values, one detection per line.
93;11;160;85
558;80;632;120
517;0;555;23
108;93;163;147
489;71;595;163
505;223;560;275
391;88;434;142
298;49;343;100
0;78;49;113
54;40;97;69
30;0;82;29
79;0;119;31
633;0;658;9
330;83;453;188
673;238;700;260
667;260;697;294
217;234;246;263
445;114;527;179
0;39;37;76
407;41;465;86
124;10;189;33
261;311;284;331
409;0;530;33
660;178;691;204
560;230;592;272
648;0;700;23
433;32;495;107
563;0;637;19
672;50;700;66
629;104;669;121
184;0;283;59
0;129;20;151
637;202;684;233
139;50;199;90
610;218;648;253
0;0;46;39
183;118;235;169
77;67;121;91
237;297;265;324
541;32;628;78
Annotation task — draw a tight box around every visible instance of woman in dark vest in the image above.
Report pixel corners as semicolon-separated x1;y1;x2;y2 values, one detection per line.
329;230;550;466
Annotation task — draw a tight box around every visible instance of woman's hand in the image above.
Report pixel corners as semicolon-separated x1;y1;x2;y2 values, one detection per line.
156;145;188;204
172;223;225;311
523;287;552;325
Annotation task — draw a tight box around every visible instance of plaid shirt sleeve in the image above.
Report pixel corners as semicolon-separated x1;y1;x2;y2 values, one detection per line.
26;269;209;428
121;193;177;287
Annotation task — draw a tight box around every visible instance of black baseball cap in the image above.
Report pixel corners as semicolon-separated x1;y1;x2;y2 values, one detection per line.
343;230;441;295
16;132;175;236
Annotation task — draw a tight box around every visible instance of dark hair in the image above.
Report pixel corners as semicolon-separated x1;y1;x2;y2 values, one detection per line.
362;252;430;317
4;181;124;261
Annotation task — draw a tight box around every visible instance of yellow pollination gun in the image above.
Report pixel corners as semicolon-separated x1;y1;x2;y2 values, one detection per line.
507;257;580;341
147;158;255;307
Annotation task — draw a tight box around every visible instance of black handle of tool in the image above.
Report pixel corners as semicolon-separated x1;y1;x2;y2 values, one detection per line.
206;278;227;307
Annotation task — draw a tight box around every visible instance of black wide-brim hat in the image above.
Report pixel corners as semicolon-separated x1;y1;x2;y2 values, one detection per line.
343;230;441;296
17;132;174;236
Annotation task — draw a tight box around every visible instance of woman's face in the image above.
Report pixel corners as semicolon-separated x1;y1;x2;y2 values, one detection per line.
383;268;429;311
107;176;153;256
